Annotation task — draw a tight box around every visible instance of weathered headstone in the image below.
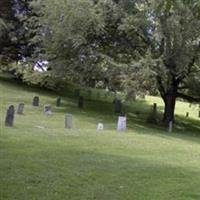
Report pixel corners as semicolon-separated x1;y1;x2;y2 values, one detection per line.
198;111;200;118
78;96;84;108
5;105;15;127
153;103;157;115
56;97;61;107
74;89;80;97
65;114;72;129
32;96;39;106
17;103;25;114
168;121;173;133
44;105;52;115
117;116;127;132
97;123;104;131
186;112;189;117
113;98;122;114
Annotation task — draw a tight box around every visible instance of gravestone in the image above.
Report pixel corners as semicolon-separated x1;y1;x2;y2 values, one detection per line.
78;96;84;108
65;114;72;129
168;121;173;133
17;103;25;114
113;98;122;114
97;123;104;131
44;105;52;115
56;97;61;107
186;112;189;117
153;103;157;115
32;96;39;106
74;89;80;97
5;105;15;127
198;111;200;118
117;116;127;132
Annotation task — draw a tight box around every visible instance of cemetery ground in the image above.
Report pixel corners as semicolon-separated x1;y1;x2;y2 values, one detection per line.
1;77;200;200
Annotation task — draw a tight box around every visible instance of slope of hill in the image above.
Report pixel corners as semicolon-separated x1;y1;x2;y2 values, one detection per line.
1;77;200;200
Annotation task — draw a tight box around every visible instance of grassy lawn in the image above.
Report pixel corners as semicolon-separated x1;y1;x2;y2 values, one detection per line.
1;77;200;200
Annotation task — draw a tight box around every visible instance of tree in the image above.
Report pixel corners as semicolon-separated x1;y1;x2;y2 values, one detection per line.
140;0;200;123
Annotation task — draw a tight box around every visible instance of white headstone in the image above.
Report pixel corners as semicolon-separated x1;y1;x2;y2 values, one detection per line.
97;123;104;131
44;105;52;115
117;116;126;132
65;114;72;129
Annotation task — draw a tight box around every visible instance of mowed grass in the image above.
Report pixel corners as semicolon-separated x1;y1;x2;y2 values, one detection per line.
1;78;200;200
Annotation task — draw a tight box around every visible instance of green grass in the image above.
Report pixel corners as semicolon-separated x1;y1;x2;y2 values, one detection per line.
1;77;200;200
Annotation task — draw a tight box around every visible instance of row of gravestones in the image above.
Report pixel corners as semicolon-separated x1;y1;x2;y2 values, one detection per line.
4;96;126;131
5;96;61;127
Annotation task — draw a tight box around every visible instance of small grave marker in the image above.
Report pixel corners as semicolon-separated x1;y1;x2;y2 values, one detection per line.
32;96;39;106
44;105;52;115
117;116;127;132
113;98;122;114
17;103;25;114
56;97;61;107
5;105;15;127
78;96;84;108
186;112;189;117
65;114;72;129
97;123;104;131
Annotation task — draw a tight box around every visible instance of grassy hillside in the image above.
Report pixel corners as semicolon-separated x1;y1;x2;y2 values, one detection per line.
1;77;200;200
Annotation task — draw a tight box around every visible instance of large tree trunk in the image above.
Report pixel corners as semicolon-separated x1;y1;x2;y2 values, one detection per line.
159;82;178;124
162;94;176;124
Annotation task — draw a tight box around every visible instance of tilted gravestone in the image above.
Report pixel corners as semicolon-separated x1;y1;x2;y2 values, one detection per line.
113;98;122;113
65;114;72;129
17;103;25;114
198;111;200;118
56;97;61;107
78;96;84;108
186;112;189;117
5;105;15;127
44;105;52;115
32;96;39;106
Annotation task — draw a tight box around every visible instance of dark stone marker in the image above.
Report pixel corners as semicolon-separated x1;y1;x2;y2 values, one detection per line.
186;112;189;117
74;89;80;97
5;105;15;127
32;96;39;106
44;105;52;115
65;114;72;129
78;96;84;108
113;98;122;114
17;103;25;114
199;111;200;118
153;103;157;115
56;97;61;107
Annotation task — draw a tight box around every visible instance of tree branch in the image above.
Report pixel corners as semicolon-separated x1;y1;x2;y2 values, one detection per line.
177;92;200;103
